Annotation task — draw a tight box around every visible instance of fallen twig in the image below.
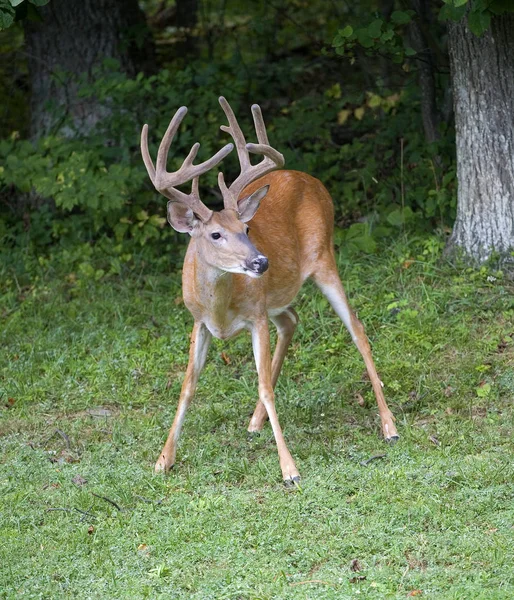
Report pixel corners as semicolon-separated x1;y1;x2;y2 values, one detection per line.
92;493;122;511
44;429;71;450
360;453;386;467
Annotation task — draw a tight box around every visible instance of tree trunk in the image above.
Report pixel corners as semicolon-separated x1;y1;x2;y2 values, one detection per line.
173;0;199;60
447;11;514;263
379;0;394;88
24;0;155;138
409;0;439;145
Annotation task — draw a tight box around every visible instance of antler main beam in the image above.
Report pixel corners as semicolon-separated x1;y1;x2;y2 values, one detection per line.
141;106;234;222
218;97;285;211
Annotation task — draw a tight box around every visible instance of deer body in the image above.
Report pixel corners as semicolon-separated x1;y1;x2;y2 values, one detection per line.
184;171;329;337
141;99;398;484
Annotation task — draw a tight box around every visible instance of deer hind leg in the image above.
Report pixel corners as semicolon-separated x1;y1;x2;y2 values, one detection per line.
248;307;298;433
313;256;399;441
155;321;212;473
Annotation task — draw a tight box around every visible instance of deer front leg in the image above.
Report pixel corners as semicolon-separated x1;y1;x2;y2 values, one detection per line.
155;321;212;473
251;318;300;484
248;307;298;432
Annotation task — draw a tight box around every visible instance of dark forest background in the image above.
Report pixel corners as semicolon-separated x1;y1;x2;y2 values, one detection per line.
0;0;513;275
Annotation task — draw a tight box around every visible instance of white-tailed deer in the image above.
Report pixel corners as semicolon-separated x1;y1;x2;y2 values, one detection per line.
141;97;398;484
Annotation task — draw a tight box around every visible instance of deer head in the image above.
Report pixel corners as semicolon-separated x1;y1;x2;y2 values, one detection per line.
141;98;284;277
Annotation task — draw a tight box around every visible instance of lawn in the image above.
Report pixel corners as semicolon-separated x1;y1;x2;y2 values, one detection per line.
1;236;513;599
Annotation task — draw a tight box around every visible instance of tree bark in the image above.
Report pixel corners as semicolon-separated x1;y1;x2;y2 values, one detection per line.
172;0;199;60
409;0;439;145
24;0;155;138
447;11;514;263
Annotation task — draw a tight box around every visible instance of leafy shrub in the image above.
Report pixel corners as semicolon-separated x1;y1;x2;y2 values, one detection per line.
1;57;456;272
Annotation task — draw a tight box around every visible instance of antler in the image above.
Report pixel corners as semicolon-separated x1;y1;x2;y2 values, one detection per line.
218;97;285;211
141;106;234;222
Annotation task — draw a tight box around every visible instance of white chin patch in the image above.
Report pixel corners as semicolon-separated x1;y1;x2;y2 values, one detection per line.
222;265;254;276
222;265;262;278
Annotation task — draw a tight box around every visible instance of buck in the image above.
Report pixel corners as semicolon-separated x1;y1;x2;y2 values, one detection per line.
141;97;398;484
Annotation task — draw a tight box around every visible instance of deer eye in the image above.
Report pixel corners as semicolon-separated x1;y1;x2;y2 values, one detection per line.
211;232;221;240
245;226;250;235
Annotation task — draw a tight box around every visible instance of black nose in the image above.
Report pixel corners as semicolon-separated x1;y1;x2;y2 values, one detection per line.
250;255;269;274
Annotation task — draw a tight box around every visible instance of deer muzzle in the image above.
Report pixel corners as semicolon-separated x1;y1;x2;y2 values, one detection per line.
247;255;269;275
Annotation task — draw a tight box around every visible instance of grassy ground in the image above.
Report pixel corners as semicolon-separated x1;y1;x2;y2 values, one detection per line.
1;236;514;599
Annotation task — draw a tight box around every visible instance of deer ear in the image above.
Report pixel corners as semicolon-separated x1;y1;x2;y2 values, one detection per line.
237;185;269;223
167;201;200;234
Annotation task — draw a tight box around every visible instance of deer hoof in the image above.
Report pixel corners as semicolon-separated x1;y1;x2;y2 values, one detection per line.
385;434;400;444
284;475;301;488
247;431;261;441
154;456;174;474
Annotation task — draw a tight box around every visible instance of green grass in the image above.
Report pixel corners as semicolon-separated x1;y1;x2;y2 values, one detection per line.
1;236;514;599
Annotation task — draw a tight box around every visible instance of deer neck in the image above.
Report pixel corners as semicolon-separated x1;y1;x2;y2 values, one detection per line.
191;251;234;319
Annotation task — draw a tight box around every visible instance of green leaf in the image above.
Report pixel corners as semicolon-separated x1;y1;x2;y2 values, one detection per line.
476;382;491;398
356;28;374;48
10;0;25;7
391;11;412;25
404;47;417;56
442;171;456;186
333;29;355;48
387;207;415;227
452;0;469;7
367;19;383;39
472;0;489;10
439;4;467;21
468;9;491;36
387;209;404;227
0;2;15;30
343;223;377;254
28;0;50;5
332;33;345;47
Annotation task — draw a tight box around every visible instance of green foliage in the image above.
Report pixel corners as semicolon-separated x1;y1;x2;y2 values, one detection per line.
1;58;457;261
328;3;460;258
333;11;416;62
467;5;491;35
0;1;15;30
1;66;232;253
0;0;49;31
439;0;514;36
0;0;458;265
1;137;144;213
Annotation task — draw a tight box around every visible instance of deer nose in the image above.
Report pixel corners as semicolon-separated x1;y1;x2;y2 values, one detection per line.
250;255;269;274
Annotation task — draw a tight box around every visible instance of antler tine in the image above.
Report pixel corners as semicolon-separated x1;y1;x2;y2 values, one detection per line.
247;104;285;167
219;96;251;171
140;106;234;222
246;143;285;167
218;97;285;211
155;106;188;188
141;124;156;182
250;104;270;145
141;116;200;209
